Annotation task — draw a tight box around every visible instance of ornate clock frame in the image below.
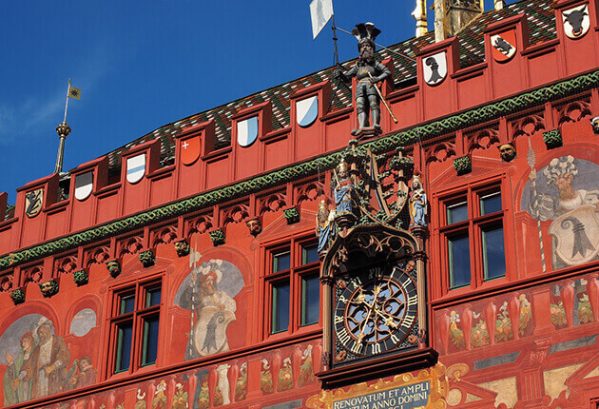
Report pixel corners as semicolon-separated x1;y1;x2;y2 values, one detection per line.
318;223;437;388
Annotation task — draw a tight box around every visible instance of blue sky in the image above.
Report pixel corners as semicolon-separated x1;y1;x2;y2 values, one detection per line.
0;0;515;202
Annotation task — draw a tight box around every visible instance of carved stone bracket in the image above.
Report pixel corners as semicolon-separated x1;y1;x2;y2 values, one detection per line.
453;155;472;176
209;228;226;246
106;259;121;278
10;287;25;305
174;239;190;257
283;206;300;224
39;279;59;298
73;269;89;286
139;249;156;268
246;217;262;236
543;129;563;149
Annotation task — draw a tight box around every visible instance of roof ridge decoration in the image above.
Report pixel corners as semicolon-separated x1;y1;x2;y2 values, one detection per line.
1;68;597;270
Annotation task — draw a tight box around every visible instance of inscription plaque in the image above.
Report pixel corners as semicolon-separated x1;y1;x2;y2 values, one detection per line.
332;381;430;409
306;364;447;409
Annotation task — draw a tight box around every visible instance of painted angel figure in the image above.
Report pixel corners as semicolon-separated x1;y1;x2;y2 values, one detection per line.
409;173;427;227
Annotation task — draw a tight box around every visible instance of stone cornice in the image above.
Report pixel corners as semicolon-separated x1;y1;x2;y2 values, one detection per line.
1;69;598;270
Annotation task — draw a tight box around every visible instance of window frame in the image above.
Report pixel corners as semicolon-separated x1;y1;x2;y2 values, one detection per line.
437;177;510;296
108;275;163;377
262;234;322;339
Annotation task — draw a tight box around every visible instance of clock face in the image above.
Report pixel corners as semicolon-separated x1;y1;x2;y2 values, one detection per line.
333;263;418;362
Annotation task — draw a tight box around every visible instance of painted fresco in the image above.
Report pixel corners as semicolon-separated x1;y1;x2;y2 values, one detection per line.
522;155;599;268
46;340;319;409
175;255;244;360
0;310;98;406
69;308;96;337
435;273;599;408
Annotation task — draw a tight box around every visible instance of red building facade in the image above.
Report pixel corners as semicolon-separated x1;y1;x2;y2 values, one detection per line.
1;0;599;408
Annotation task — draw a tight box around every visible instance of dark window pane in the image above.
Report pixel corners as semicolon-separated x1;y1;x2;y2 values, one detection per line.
482;225;506;280
448;233;471;289
273;251;291;272
301;275;320;326
272;281;290;333
115;321;133;372
145;287;161;307
447;202;468;224
480;192;502;215
141;315;160;366
120;294;135;315
302;244;319;265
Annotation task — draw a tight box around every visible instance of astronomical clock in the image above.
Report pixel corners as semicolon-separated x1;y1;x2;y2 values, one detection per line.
316;144;437;388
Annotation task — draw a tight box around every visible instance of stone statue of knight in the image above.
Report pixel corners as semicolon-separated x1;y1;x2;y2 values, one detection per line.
337;23;391;137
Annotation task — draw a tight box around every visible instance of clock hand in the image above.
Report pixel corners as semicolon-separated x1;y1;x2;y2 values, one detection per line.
372;302;405;329
356;305;374;343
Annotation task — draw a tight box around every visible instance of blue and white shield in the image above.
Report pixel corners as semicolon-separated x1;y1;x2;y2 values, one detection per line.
126;154;146;184
237;116;259;147
74;171;93;201
296;96;318;128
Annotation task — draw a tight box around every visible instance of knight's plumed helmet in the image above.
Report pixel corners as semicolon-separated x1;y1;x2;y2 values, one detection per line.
352;22;381;50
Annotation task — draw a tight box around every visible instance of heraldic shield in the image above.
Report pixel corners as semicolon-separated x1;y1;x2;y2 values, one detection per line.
549;205;599;266
193;305;236;357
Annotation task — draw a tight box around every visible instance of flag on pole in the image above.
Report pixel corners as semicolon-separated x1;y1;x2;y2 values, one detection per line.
310;0;334;39
68;84;81;100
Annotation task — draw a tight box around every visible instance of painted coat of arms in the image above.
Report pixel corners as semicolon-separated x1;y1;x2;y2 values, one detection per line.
25;189;43;218
522;155;599;268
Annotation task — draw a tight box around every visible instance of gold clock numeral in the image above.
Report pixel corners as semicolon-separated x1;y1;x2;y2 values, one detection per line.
401;314;415;328
335;315;344;324
390;334;401;344
407;294;418;307
350;341;363;354
339;295;347;303
350;277;363;289
370;343;381;354
337;328;351;345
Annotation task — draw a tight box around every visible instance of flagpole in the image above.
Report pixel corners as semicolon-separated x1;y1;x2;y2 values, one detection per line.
331;14;340;66
55;79;72;174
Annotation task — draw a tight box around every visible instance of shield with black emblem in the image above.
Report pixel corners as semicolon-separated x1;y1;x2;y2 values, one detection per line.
423;52;447;86
491;30;517;62
562;4;590;39
549;205;599;266
25;188;43;218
